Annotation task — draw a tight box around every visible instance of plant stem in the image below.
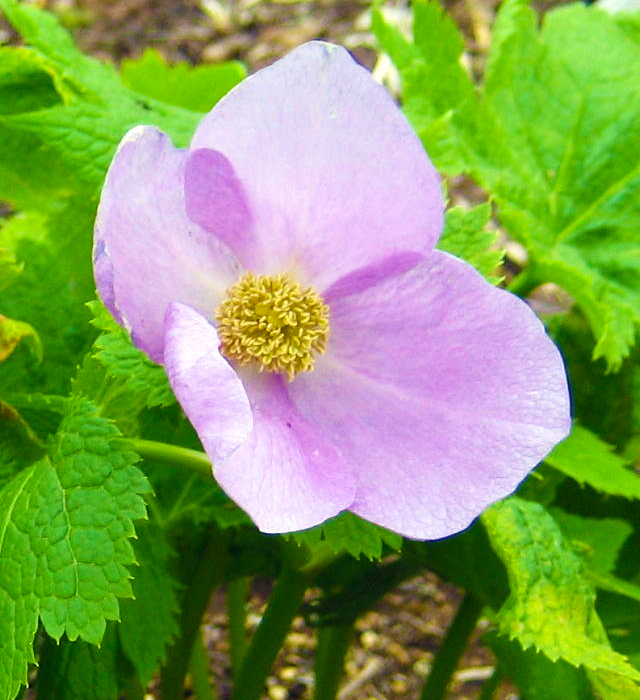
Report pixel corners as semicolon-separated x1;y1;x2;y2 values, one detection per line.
227;577;249;683
477;664;504;700
159;531;228;700
232;566;312;700
419;592;483;700
313;623;356;700
189;628;218;700
124;438;212;478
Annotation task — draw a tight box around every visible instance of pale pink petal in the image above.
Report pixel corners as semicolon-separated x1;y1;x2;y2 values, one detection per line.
215;370;357;533
290;251;571;539
189;42;442;288
94;126;242;363
184;149;258;269
163;303;253;463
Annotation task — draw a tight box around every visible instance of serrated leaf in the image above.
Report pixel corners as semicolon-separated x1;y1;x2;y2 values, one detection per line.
437;203;503;282
121;48;246;113
545;425;640;499
483;498;640;685
371;5;421;74
0;397;149;699
118;521;180;684
482;0;640;369
551;511;632;575
378;0;640;368
88;301;174;410
488;632;596;700
289;511;402;561
587;669;640;700
0;0;200;209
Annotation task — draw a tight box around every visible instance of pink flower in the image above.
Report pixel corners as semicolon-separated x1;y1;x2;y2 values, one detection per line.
93;42;570;539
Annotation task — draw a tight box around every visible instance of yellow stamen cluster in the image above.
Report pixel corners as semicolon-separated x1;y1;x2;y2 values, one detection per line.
216;272;330;380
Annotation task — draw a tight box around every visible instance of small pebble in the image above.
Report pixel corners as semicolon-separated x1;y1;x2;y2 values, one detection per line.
268;685;287;700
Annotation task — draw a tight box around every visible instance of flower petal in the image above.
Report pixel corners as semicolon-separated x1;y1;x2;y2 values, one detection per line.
94;125;242;363
184;148;257;268
214;370;357;533
290;251;571;539
163;302;253;463
189;41;442;289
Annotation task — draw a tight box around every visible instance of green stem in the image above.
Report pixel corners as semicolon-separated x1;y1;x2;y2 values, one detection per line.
232;566;312;700
313;623;356;700
189;628;218;700
419;593;483;700
477;664;504;700
227;577;249;683
124;438;212;478
159;531;228;700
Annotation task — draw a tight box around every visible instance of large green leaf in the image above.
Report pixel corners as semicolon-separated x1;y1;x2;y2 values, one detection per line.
375;0;640;369
37;626;120;700
0;0;199;209
118;522;180;684
437;202;503;282
483;498;640;691
0;398;148;699
120;48;245;113
545;425;640;499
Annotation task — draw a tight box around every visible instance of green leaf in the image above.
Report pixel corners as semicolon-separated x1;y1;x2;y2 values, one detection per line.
483;1;640;369
597;593;640;666
545;425;640;499
371;5;421;74
373;0;481;172
88;301;175;410
0;211;94;395
289;511;402;560
121;48;246;113
0;247;21;292
437;203;503;282
0;47;61;115
378;0;640;368
483;498;640;685
488;632;596;700
37;626;120;700
0;398;45;487
551;510;632;575
0;0;200;208
37;523;181;698
0;397;149;699
589;572;640;606
549;511;640;608
118;521;180;684
0;313;41;362
587;669;640;700
1;392;68;442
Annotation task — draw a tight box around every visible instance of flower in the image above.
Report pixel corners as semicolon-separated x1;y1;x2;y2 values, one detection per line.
93;41;570;539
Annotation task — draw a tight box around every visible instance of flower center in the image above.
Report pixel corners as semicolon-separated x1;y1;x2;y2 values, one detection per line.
215;272;330;380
